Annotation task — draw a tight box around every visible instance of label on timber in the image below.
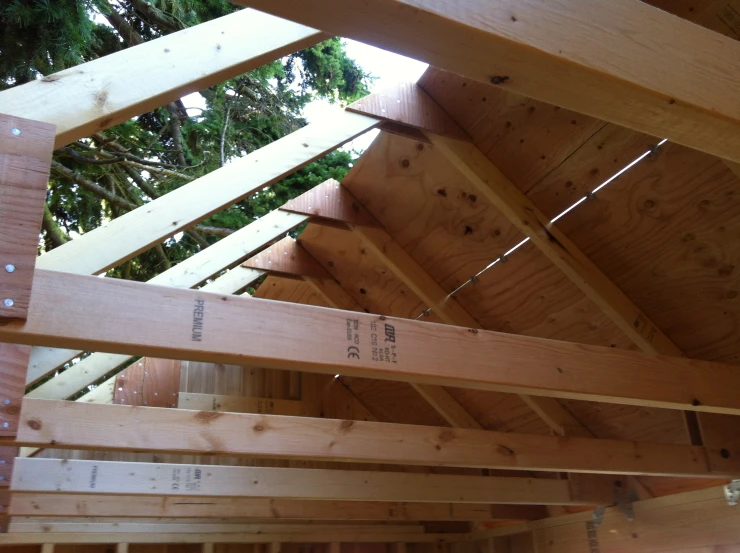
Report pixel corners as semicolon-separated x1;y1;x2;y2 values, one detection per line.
344;317;398;364
170;465;202;493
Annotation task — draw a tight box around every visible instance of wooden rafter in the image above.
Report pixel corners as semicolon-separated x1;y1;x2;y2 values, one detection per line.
0;9;325;148
234;0;740;164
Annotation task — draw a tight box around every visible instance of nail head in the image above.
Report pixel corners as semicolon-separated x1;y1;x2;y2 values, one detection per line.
4;265;14;273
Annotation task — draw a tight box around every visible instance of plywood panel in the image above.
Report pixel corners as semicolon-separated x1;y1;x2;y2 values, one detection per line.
114;357;181;408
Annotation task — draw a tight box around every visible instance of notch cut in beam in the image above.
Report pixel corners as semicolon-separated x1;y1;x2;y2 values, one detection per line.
0;9;325;148
4;270;740;415
11;459;609;505
10;493;547;521
13;399;739;477
235;0;740;164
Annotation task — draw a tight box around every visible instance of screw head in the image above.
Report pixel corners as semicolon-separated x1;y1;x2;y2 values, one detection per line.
11;128;21;136
0;460;6;464
2;399;8;405
0;423;7;429
4;265;14;273
3;299;13;307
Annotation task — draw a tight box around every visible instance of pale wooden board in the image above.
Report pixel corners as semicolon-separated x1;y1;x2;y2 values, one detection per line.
0;344;29;437
0;115;55;319
0;9;325;148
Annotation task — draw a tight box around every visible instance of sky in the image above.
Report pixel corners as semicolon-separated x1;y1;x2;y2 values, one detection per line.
182;39;428;153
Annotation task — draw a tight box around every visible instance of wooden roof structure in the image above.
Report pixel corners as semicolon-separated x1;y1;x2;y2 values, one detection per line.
0;0;739;551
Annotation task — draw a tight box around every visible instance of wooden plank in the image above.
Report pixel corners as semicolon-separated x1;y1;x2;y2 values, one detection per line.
0;533;462;545
13;400;738;477
347;83;469;140
8;520;424;535
11;459;599;505
26;209;305;385
5;271;740;415
26;267;263;400
0;115;55;319
178;393;308;416
113;358;181;407
9;494;547;521
282;179;380;227
243;237;330;279
0;9;325;148
36;111;377;276
234;0;740;163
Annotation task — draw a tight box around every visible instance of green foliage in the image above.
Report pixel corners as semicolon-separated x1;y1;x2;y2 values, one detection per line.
1;0;371;283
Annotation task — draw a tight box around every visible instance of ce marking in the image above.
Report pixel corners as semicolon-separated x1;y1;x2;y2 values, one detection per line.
347;346;360;359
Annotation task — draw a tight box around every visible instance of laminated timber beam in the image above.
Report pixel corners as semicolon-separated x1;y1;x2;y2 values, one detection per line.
3;271;740;415
11;459;610;505
10;493;547;521
235;0;740;164
11;400;740;477
0;9;326;149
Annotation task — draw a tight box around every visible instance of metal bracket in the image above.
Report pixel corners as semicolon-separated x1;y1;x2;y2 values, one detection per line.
725;480;740;506
592;481;637;527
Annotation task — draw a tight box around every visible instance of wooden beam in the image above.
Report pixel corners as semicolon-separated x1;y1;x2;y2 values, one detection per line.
9;520;425;535
0;114;55;319
27;267;263;400
13;400;738;477
244;236;331;278
4;270;740;414
234;0;740;164
12;459;606;505
10;493;547;521
0;9;325;148
0;532;461;545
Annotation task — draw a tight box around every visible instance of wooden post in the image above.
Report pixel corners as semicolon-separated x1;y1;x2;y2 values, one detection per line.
116;544;128;553
202;544;215;553
40;544;54;553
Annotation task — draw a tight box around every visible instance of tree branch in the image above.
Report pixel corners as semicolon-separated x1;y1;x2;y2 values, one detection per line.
42;205;70;249
51;161;137;210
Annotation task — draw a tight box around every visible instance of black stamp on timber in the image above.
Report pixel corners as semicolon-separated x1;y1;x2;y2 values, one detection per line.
192;298;205;342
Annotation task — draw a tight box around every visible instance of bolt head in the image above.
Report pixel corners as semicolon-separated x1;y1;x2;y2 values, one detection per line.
4;265;14;273
3;298;13;308
11;128;21;136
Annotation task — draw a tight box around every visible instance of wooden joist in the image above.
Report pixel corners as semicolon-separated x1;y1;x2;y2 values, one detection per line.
13;399;739;477
11;459;609;505
8;520;425;535
235;0;740;164
10;493;547;521
178;392;310;415
0;532;462;545
0;9;325;148
5;270;740;415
